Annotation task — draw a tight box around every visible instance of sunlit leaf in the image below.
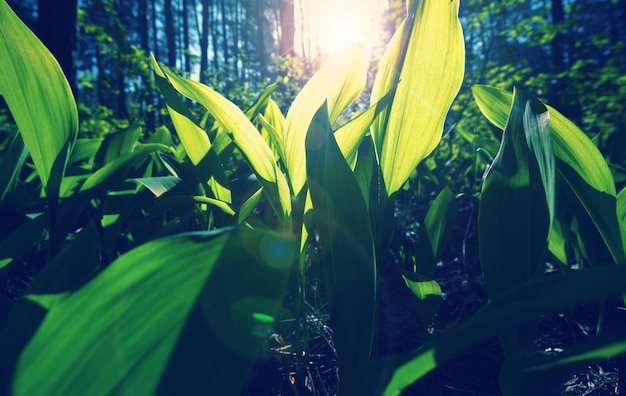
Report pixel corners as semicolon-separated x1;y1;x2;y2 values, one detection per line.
151;56;231;202
285;47;367;196
370;0;465;196
156;61;277;185
11;228;295;396
334;93;393;168
94;123;142;169
402;272;442;327
129;176;181;197
0;0;78;195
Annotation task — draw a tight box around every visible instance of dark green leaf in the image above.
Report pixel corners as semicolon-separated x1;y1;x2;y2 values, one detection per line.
10;228;295;396
306;102;376;377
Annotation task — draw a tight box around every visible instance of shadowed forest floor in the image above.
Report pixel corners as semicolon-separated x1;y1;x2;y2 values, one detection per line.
245;194;626;395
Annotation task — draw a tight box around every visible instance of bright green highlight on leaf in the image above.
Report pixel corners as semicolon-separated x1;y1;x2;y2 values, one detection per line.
284;47;367;196
371;0;465;196
0;0;78;194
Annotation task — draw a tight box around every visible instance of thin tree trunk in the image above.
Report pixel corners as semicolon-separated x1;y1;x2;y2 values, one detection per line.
151;0;159;59
182;0;191;73
550;0;566;110
220;0;230;67
200;0;210;80
165;0;177;66
37;0;78;93
279;0;294;55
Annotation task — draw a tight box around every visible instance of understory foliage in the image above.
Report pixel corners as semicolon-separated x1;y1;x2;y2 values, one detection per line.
1;0;626;395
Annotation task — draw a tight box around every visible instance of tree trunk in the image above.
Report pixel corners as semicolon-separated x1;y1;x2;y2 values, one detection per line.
550;0;567;111
165;0;177;66
200;0;210;80
279;0;294;56
37;0;78;93
182;0;191;73
220;0;230;67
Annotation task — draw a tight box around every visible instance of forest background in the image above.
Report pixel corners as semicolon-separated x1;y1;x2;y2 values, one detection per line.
3;0;626;183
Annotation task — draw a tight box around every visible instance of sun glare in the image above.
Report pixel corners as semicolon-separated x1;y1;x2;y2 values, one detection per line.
296;0;385;59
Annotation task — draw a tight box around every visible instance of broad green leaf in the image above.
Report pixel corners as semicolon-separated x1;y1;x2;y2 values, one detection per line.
0;133;27;201
285;47;367;196
94;123;142;169
156;61;277;185
524;102;556;230
473;85;625;264
0;0;78;194
402;272;442;328
306;103;376;377
370;0;465;196
478;93;555;361
68;138;102;166
479;89;553;299
244;83;276;120
472;85;615;196
129;176;181;197
11;228;295;396
558;161;626;264
151;56;231;202
340;264;626;396
192;196;266;229
334;93;393;168
257;98;286;162
80;143;172;192
423;185;457;264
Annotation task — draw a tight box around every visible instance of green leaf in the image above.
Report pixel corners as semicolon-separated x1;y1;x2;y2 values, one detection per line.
0;0;78;195
473;85;625;265
285;47;367;196
472;85;615;196
306;102;376;377
0;133;27;201
334;93;393;168
402;272;442;328
479;88;553;299
370;0;465;196
423;185;457;264
94;123;142;169
155;60;277;186
10;228;295;396
151;56;231;203
80;143;172;193
68;138;102;166
129;176;181;197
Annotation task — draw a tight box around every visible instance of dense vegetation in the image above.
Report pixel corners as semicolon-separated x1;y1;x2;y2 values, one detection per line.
1;0;626;395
